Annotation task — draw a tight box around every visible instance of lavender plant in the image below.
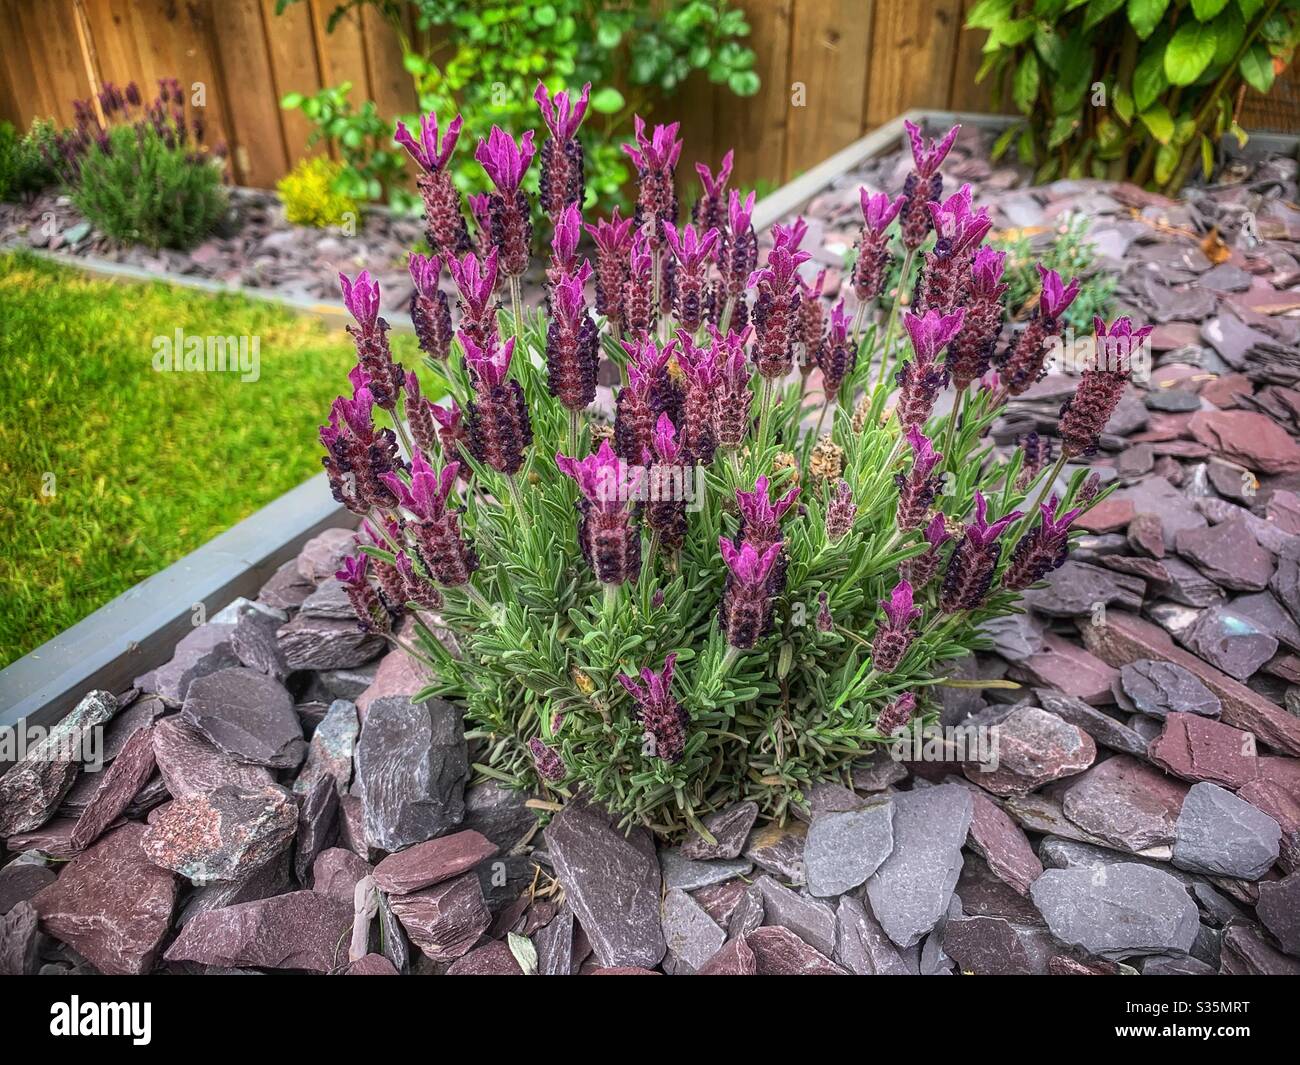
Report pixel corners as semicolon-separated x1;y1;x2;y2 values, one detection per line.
320;106;1126;838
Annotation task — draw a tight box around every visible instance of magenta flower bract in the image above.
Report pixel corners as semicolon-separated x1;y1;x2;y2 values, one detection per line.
905;119;960;179
941;491;1023;613
462;334;532;476
550;202;582;275
618;653;689;764
623;116;682;250
586;208;635;329
854;189;904;304
395;112;462;173
557;440;642;586
475;125;536;195
397;112;469;257
902;512;952;588
736;475;799;555
335;553;391;635
535;81;590;215
448;248;500;352
545;261;599;412
872;579;921;673
1003;496;1083;590
476;126;536;278
663;221;720;332
996;266;1083;396
408;253;453;362
693;149;733;233
896;309;964;429
382;452;478;588
718;537;782;649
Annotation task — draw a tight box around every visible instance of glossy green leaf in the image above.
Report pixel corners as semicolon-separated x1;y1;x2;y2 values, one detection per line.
1127;0;1170;38
1013;51;1040;112
1191;0;1230;19
1239;43;1276;92
1139;103;1175;143
589;86;625;114
1165;21;1218;85
1085;0;1126;29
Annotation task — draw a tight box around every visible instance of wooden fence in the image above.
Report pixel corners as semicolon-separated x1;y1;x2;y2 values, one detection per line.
1;0;1296;193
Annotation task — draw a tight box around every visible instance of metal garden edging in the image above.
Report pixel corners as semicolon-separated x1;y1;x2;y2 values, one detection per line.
3;110;1296;736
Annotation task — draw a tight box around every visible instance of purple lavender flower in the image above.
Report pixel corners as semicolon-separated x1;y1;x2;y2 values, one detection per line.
339;271;403;410
622;226;656;338
902;513;952;589
853;189;904;304
462;334;532;476
893;425;943;532
557;440;642;587
586;208;635;331
692;150;733;233
548;202;582;281
941;491;1023;613
468;192;493;254
718;538;781;649
546;261;599;412
663;221;721;333
825;479;857;541
1003;496;1083;590
534;81;590;216
395;111;469;257
718;190;758;330
359;518;408;614
997;266;1082;396
947;246;1007;390
336;554;391;634
816;592;834;633
394;549;443;611
622;116;682;251
1014;431;1052;491
749;239;810;380
432;399;470;471
916;185;992;316
876;691;917;736
408;253;453;362
896;309;963;429
475;127;536;279
381;451;478;587
712;326;754;452
797;269;828;357
899;120;959;251
675;334;718;465
872;579;922;673
816;300;855;401
1057;316;1151;457
319;367;402;513
736;475;799;555
619;653;690;764
404;370;440;457
529;737;566;782
644;414;689;550
448;248;500;353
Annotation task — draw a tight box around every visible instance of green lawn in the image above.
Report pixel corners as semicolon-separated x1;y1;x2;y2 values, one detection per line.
0;251;419;667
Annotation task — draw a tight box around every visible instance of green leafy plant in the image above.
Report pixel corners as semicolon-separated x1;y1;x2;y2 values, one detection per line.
968;0;1300;193
71;124;226;250
0;119;61;201
995;212;1116;330
276;0;759;212
277;155;362;228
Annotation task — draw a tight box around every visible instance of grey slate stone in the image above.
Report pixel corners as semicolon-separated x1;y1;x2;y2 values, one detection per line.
658;848;752;891
1172;782;1281;879
754;875;836;956
660;888;726;975
834;895;914;975
803;801;895;897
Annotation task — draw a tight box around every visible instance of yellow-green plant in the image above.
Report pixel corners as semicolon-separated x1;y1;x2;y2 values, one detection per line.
277;156;361;229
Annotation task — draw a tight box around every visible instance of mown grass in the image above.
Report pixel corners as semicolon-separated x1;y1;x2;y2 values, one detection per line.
0;251;419;666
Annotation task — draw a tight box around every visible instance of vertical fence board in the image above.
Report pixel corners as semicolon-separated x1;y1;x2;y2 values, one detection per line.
362;5;416;122
259;0;325;162
209;0;288;187
948;3;1004;114
785;0;872;182
866;0;963;127
309;0;369;103
714;0;793;190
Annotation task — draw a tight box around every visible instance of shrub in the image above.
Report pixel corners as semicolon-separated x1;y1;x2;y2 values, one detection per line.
967;0;1300;193
322;107;1128;836
0;119;59;201
58;79;227;250
277;0;759;213
277;155;361;228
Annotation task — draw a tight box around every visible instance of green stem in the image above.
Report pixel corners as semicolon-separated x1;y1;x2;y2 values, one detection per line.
941;387;965;474
873;246;915;395
509;276;524;341
504;472;531;531
568;407;581;459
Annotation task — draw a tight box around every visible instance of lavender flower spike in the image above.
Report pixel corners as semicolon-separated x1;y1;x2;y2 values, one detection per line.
395;111;468;257
663;221;720;332
996;266;1082;396
872;579;922;673
899;120;959;251
380;451;478;587
876;691;917;736
693;149;734;233
941;491;1022;613
535;81;591;215
557;440;641;587
894;424;943;532
339;271;402;410
895;309;963;429
853;189;904;304
463;334;532;476
736;475;799;554
902;513;952;589
336;554;391;635
618;653;689;764
476;126;537;278
1057;316;1150;458
408;253;453;361
1003;496;1083;591
718;538;782;649
905;119;960;178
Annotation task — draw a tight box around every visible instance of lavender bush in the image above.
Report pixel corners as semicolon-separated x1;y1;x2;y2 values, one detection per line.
322;108;1136;838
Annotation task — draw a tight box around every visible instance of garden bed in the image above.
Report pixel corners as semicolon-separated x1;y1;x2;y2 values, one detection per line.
3;113;1300;977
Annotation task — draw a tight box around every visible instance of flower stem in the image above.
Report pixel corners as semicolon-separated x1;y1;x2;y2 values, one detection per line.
384;631;439;671
872;246;915;394
643;529;661;583
568;407;581;459
504;472;531;531
941;386;965;474
509;276;524;341
718;294;736;335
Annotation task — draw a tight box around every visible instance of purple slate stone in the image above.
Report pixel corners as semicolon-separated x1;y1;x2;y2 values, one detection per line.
661;887;727;975
345;953;400;975
691;878;749;928
1189;409;1300;475
231;610;291;682
1172;782;1281;879
1152;557;1226;607
141;784;298;883
0;690;119;836
963;705;1097;796
445;940;525;975
744;926;847;975
354;696;468;852
1117;658;1221;719
1181;605;1279;681
277;615;385;670
534;906;576;975
0;861;56;915
257;559;315;611
1142;955;1217;975
742;819;808;884
696;936;757;975
1009;632;1120;705
293;699;358;797
387;872;491;962
164;890;352;973
181;667;305;770
0;901;40;975
544;798;666;969
372;830;499;894
754;875;837;955
963;783;1043;896
100;695;166;763
1035;688;1151;758
33;822;178;975
942;914;1056;975
679;800;759;860
133;623;240;706
1022;560;1145;618
834;895;914;975
1109;476;1208;549
1029;863;1199;960
297;527;355;582
177;849;295;929
659;848;752;891
150;715;274;799
461;781;537;851
864;784;973;948
1220;920;1300;975
311;847;372;904
1238;778;1300;873
1147;712;1259;789
1176;519;1275;592
803;801;895;897
1255;871;1300;957
850;749;909;791
294;774;340;884
1060;754;1187;852
70;723;157;850
299;578;357;620
1232;590;1300;651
